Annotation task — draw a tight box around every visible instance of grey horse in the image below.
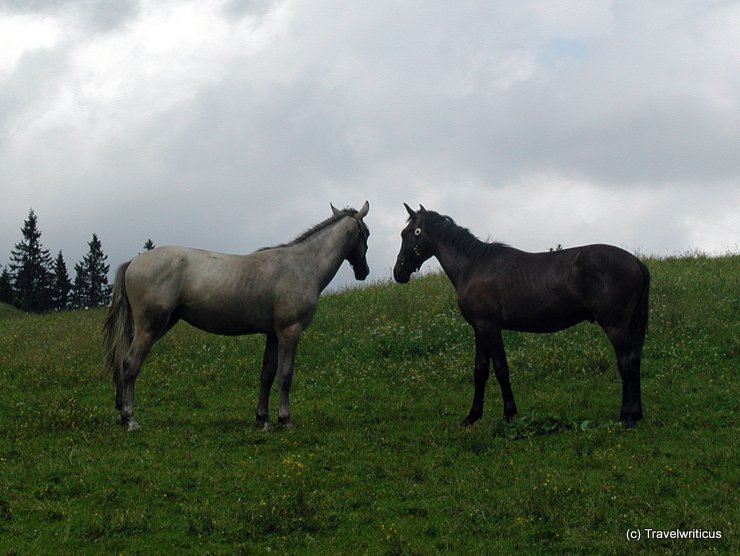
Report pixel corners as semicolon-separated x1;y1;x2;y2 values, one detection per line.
104;202;370;431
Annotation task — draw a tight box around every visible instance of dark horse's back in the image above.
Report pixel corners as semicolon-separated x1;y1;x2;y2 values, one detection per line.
460;244;649;340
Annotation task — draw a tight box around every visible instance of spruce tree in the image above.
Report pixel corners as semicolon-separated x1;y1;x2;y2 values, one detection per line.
73;234;111;308
51;251;72;310
71;262;88;309
8;209;53;312
0;266;12;304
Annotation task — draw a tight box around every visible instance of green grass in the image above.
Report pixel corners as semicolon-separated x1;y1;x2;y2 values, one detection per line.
0;302;24;319
0;254;737;554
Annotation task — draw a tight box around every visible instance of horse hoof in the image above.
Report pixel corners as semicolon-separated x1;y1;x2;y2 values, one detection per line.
620;410;642;429
261;421;274;433
459;417;474;427
127;420;141;432
278;417;294;430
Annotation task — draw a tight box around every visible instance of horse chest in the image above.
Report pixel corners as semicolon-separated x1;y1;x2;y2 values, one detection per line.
457;284;504;324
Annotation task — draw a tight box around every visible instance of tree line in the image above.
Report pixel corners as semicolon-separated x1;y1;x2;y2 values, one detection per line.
0;209;154;313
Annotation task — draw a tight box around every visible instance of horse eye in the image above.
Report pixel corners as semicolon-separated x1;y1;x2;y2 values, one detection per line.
414;228;421;236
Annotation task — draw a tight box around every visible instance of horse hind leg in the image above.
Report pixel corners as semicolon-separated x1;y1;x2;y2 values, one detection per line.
115;375;123;413
119;329;156;432
604;324;643;428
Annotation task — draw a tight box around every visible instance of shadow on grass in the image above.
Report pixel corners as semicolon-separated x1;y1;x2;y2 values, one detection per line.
495;413;622;440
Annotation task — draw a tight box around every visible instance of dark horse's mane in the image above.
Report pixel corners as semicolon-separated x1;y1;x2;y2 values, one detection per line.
258;207;359;252
418;210;508;261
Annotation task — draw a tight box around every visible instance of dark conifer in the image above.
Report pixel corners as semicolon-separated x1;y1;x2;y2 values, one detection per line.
51;251;72;310
73;234;111;308
8;209;53;312
0;266;12;304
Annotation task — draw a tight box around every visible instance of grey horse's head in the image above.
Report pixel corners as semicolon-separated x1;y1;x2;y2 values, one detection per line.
333;201;370;281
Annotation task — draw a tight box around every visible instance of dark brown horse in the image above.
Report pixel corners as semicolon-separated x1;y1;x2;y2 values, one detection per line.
393;204;649;428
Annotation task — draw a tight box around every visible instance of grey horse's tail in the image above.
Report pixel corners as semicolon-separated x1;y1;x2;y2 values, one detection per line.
103;262;133;384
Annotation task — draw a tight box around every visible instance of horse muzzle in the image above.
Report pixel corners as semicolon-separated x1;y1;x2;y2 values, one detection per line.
353;262;370;281
393;261;412;283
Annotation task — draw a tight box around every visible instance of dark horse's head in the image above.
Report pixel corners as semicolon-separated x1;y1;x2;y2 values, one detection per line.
334;201;370;280
393;203;435;283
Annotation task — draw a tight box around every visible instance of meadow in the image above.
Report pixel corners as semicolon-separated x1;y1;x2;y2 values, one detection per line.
0;254;737;554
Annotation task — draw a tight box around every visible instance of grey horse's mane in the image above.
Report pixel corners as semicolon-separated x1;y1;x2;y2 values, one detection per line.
258;207;359;252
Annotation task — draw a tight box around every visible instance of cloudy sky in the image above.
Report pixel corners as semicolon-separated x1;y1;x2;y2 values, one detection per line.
2;0;738;290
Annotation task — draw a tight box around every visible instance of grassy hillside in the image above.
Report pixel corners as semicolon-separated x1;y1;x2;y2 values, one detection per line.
0;302;24;319
0;254;737;554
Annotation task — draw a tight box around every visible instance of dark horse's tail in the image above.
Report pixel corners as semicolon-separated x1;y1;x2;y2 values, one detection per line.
103;262;133;386
630;260;650;356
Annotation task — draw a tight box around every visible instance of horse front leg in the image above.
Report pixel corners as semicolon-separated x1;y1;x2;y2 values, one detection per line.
275;325;301;429
256;334;278;431
488;329;517;422
461;329;491;427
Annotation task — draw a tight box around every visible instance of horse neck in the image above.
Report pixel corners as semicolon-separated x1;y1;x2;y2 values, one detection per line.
429;232;478;290
294;217;356;291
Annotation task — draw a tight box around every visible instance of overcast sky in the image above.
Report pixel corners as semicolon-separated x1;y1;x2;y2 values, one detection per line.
2;0;738;290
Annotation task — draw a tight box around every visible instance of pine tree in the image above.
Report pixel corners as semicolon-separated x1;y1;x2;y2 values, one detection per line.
143;238;155;251
8;209;53;312
51;251;72;310
73;234;111;308
71;263;88;309
0;266;12;304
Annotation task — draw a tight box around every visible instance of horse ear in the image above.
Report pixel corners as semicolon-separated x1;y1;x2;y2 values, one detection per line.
404;203;416;218
331;203;341;216
357;200;369;219
419;204;427;213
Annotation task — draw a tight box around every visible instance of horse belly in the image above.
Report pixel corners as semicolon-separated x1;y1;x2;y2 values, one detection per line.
502;306;593;333
461;274;592;333
177;305;268;335
176;291;274;336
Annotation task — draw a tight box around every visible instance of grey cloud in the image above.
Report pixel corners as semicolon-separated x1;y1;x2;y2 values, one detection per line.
223;0;276;20
2;1;738;290
0;0;138;30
